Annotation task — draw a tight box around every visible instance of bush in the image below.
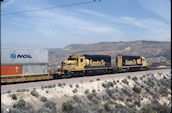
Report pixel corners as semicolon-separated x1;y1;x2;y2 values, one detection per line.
44;101;56;112
85;89;89;94
40;96;47;102
11;93;17;100
17;89;21;92
73;95;80;102
132;76;138;81
7;90;11;93
122;79;129;85
90;80;93;82
13;99;25;109
127;76;131;79
46;90;49;93
87;94;93;101
69;84;73;88
63;83;66;86
147;78;155;87
41;86;44;89
92;89;96;93
96;78;100;81
107;81;114;87
76;84;79;88
47;85;52;88
102;83;107;88
38;106;52;113
132;85;142;94
104;101;114;112
72;88;77;93
30;90;39;97
62;100;74;112
159;87;168;96
58;83;62;87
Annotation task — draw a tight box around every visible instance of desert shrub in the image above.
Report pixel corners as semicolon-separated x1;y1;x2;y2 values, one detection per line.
159;87;168;96
102;83;107;88
41;86;45;89
38;106;52;113
92;98;99;104
107;81;114;87
11;99;35;113
46;90;49;93
30;90;39;97
58;83;62;87
113;80;116;85
73;95;80;103
121;88;132;97
134;100;141;107
160;78;171;88
69;84;73;88
127;76;131;79
85;89;89;94
11;93;17;100
132;85;142;94
102;94;110;101
106;89;115;96
141;85;144;88
106;89;116;100
126;98;132;102
17;89;21;92
147;78;155;87
139;77;143;80
76;84;79;88
62;100;74;112
62;83;65;86
140;100;171;113
132;76;138;81
47;85;52;88
96;78;100;81
40;96;47;102
87;93;94;101
7;90;11;93
90;80;93;82
157;73;163;76
72;88;77;93
122;79;129;85
117;80;119;83
21;89;26;92
13;99;25;109
44;101;56;113
92;89;96;93
104;101;114;112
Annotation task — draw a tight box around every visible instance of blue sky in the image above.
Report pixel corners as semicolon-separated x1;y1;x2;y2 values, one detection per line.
1;0;171;48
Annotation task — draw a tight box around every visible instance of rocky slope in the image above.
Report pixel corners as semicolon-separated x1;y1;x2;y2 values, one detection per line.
1;69;171;113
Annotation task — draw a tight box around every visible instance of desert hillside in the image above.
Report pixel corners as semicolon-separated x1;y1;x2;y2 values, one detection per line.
48;40;171;70
1;69;171;113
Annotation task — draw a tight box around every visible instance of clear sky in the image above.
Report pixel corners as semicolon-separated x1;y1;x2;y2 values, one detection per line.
1;0;171;48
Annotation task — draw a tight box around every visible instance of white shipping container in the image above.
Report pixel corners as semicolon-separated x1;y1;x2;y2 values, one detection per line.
22;64;48;74
1;48;48;65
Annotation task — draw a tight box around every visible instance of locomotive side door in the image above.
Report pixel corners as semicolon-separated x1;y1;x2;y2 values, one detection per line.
78;57;86;70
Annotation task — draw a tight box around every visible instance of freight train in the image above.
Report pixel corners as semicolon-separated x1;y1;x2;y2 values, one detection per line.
60;54;148;77
1;54;148;83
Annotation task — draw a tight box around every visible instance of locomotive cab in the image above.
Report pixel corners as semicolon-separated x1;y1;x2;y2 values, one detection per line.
61;54;86;73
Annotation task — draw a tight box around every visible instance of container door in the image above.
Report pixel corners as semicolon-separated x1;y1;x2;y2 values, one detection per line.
1;65;22;76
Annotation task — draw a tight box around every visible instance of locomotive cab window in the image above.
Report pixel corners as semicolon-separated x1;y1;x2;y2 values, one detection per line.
80;59;83;62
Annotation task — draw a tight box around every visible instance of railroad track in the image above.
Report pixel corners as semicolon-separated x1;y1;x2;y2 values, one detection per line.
1;68;170;93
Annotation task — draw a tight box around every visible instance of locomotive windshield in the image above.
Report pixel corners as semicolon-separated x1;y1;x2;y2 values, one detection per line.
68;56;76;60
